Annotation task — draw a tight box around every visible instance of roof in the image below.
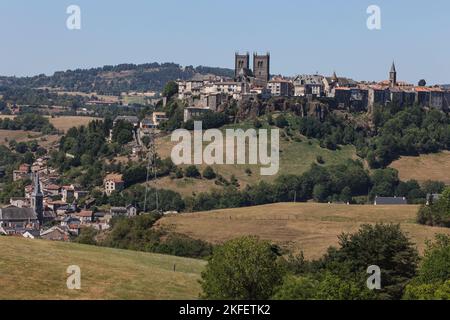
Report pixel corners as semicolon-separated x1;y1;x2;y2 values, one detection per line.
374;197;407;205
111;207;127;213
104;173;124;183
40;226;67;236
0;206;37;221
114;116;139;123
76;210;93;217
45;184;60;190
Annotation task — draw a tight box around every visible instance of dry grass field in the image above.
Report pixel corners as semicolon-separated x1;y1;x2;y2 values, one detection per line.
48;116;101;132
390;151;450;184
0;115;100;133
0;129;59;149
157;203;450;260
0;237;205;300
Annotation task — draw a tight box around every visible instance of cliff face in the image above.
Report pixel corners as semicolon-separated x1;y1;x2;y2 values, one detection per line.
229;97;329;121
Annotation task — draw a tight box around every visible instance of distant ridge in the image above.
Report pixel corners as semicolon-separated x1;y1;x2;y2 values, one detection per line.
0;63;234;96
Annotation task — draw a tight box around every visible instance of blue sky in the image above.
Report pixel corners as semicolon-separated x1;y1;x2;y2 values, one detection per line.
0;0;449;84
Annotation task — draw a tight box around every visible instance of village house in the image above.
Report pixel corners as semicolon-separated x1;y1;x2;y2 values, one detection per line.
9;197;30;208
293;74;324;97
43;184;60;197
75;210;94;224
13;163;32;182
374;196;408;205
267;78;293;97
61;186;75;202
110;205;137;217
40;226;70;241
104;173;124;196
152;112;168;126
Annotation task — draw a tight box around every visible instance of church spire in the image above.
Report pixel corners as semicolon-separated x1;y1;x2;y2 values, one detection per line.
390;61;396;72
32;173;44;226
389;61;397;87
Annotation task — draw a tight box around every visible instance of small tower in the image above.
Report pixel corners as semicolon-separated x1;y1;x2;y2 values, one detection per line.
389;61;397;87
31;173;44;226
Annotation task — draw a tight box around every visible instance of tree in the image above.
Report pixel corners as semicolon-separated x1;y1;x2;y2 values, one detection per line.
75;227;98;245
162;81;179;99
202;166;216;180
272;276;318;300
418;79;427;87
319;224;419;299
404;235;450;300
200;236;285;300
185;165;200;178
275;115;288;128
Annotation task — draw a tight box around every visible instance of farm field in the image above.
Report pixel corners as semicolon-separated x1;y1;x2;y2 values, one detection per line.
47;116;101;132
0;115;100;133
0;237;205;300
0;129;59;149
390;151;450;184
157;202;450;260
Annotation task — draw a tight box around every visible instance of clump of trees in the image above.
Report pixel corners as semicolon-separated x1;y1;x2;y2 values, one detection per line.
185;161;439;212
85;214;213;259
403;234;450;299
417;187;450;227
200;224;423;300
200;236;285;300
0;113;57;134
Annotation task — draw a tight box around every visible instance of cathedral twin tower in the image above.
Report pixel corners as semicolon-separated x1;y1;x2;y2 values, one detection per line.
235;52;270;82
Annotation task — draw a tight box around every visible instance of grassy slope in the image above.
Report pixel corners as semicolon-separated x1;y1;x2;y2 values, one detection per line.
389;151;450;184
0;237;205;300
155;132;357;196
157;202;450;260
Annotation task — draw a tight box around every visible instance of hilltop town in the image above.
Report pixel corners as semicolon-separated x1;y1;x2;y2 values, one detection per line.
0;52;449;254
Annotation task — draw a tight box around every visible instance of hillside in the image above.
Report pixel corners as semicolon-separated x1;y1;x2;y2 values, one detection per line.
154;132;358;196
0;237;205;300
156;202;450;259
0;63;234;95
389;151;450;184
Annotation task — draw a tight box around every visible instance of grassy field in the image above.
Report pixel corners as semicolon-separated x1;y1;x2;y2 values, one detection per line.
157;202;450;260
0;115;100;133
390;151;450;184
0;237;205;300
48;116;100;132
0;129;59;148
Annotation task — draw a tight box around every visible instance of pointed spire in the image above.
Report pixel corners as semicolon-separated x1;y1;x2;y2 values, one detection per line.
390;61;396;73
332;71;338;82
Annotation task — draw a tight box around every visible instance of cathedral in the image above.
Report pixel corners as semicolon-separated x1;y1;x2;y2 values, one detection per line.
235;52;270;84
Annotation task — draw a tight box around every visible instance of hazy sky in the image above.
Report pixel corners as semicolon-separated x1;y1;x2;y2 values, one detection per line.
1;0;449;84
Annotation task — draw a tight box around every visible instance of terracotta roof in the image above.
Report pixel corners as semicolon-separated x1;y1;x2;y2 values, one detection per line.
76;211;93;217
